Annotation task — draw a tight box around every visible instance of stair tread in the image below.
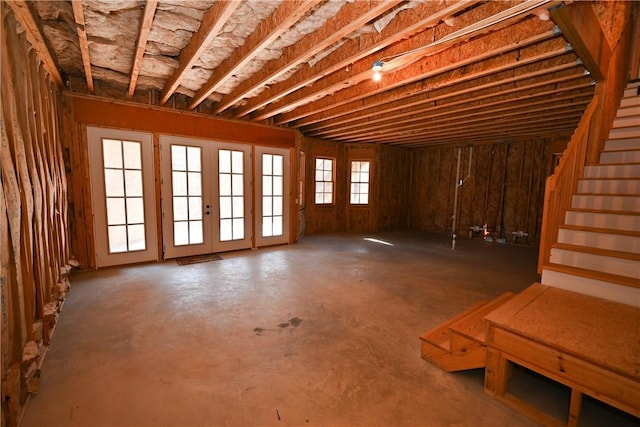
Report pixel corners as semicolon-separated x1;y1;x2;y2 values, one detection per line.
449;292;515;343
551;242;640;261
568;208;640;216
543;263;640;288
419;300;488;346
559;224;640;238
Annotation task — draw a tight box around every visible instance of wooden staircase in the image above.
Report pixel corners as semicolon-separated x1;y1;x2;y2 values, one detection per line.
541;82;640;306
419;292;514;372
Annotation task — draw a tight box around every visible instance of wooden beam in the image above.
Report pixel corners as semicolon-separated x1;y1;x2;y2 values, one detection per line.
5;1;63;87
71;0;93;93
188;0;322;110
262;2;557;124
128;0;158;99
276;24;565;126
236;0;477;118
213;0;402;114
549;2;611;81
160;0;241;105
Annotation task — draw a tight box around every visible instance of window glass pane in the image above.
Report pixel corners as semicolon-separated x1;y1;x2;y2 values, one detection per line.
323;193;332;204
171;145;187;171
232;174;244;196
174;222;189;246
128;224;146;251
232;151;243;173
361;161;370;172
272;217;283;236
125;170;143;197
219;149;231;173
273;196;283;216
263;176;273;196
351;193;359;204
323;170;332;181
188;172;201;196
104;169;125;197
188;197;202;220
173;197;188;221
315;158;323;169
263;154;272;175
273;155;283;176
102;139;122;168
263;196;272;216
262;217;273;237
315;194;323;204
172;171;187;196
106;198;126;225
220;197;232;219
187;147;201;172
126;197;145;224
315;170;324;181
273;176;283;196
190;221;203;244
108;225;127;253
219;174;231;196
232;196;244;217
122;141;141;169
360;194;369;204
220;219;232;241
232;218;244;240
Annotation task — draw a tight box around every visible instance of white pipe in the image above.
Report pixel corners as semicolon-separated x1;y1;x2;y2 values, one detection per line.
452;146;462;250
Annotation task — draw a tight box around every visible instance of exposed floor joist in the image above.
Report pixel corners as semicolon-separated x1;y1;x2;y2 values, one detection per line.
71;0;93;93
128;0;158;99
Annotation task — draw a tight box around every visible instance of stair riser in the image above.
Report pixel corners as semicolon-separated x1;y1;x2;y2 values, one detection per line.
600;150;640;164
617;105;640;118
623;86;640;98
608;127;640;140
577;179;640;195
620;96;640;109
549;248;639;278
571;195;640;212
604;138;640;152
541;269;640;307
583;164;640;179
565;211;640;232
612;117;640;129
557;229;640;254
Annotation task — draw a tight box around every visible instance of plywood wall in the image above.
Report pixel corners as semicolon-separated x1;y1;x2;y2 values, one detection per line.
409;139;562;245
1;6;71;426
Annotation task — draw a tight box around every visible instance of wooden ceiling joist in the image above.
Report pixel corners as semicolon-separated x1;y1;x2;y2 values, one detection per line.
128;0;158;99
160;0;241;105
302;57;584;134
277;26;566;127
71;0;94;93
213;0;403;114
308;73;593;139
236;0;477;119
259;1;557;124
188;0;322;110
5;0;63;87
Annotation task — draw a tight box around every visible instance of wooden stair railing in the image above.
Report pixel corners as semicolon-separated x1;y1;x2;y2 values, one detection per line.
538;96;599;274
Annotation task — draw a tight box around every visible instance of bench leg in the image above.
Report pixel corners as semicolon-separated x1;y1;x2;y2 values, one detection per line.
568;389;583;427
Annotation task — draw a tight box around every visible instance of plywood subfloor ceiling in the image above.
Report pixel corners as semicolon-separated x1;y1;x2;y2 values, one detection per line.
11;0;595;146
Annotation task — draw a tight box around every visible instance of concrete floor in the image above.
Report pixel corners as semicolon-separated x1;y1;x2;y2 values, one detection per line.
20;232;633;426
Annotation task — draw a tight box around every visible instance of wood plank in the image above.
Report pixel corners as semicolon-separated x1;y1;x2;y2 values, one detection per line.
188;0;321;110
237;0;476;118
127;0;158;99
160;0;241;104
215;0;402;114
5;1;63;87
71;0;94;93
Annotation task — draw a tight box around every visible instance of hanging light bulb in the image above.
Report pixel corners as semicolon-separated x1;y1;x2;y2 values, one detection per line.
372;60;383;82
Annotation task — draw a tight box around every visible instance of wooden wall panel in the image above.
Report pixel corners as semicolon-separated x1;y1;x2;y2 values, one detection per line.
1;6;71;426
377;145;412;230
410;139;559;245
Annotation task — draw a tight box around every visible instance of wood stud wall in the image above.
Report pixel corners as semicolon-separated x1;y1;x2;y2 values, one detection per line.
1;6;71;426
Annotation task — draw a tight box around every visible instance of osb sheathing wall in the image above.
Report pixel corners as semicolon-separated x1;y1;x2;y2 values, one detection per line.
1;6;71;426
409;140;561;245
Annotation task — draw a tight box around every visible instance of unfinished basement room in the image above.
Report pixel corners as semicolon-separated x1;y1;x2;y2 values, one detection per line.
2;1;639;426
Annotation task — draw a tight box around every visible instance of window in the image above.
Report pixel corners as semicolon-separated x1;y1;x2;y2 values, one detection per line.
218;149;245;242
315;157;334;204
261;153;284;237
171;144;204;246
350;160;370;205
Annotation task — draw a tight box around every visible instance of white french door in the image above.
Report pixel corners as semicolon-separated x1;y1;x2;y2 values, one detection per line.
87;127;158;267
255;146;290;247
160;136;252;259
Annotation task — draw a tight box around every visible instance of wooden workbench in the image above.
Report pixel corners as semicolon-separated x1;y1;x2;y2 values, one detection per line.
484;283;640;427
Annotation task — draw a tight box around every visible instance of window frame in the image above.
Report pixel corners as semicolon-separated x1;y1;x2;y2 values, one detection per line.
314;156;336;206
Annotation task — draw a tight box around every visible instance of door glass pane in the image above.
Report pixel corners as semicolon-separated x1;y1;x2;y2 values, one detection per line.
102;138;147;253
218;149;245;242
171;144;203;246
261;153;284;237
